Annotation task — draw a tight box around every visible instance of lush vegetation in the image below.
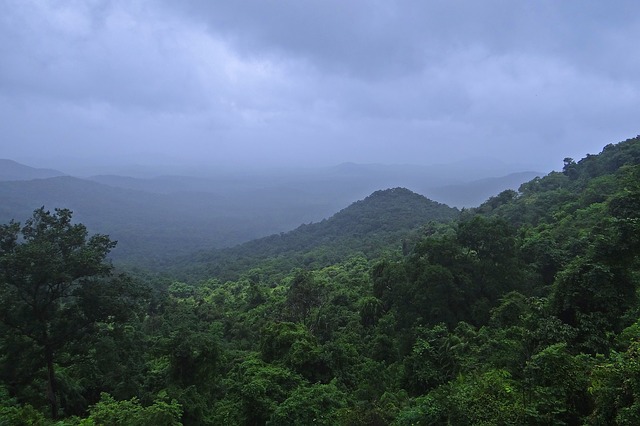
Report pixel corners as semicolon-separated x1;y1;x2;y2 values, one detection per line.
1;136;639;424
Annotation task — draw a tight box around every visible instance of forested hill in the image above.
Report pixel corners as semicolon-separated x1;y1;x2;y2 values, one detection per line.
149;135;639;424
168;188;458;282
475;135;640;225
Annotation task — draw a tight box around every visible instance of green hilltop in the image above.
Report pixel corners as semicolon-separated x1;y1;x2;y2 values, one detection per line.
169;187;458;282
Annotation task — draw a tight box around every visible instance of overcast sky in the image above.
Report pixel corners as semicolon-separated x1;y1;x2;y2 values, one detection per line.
1;0;639;173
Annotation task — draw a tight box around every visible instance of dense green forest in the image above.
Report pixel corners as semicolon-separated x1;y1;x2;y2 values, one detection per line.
1;136;639;425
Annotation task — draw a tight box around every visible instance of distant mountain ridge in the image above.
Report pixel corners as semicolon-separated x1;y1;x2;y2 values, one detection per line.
0;158;542;269
0;159;65;181
86;165;542;208
0;176;319;265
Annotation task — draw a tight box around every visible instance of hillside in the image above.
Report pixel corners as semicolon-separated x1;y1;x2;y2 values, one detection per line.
0;159;65;181
170;187;459;282
476;135;640;225
142;136;640;424
164;136;640;424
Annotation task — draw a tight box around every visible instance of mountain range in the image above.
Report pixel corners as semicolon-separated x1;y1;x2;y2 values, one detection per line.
0;158;541;266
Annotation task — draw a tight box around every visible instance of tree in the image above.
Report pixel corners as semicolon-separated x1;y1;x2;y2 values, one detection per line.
85;392;183;426
268;380;347;425
359;296;384;327
403;324;459;395
0;208;129;418
211;357;302;425
590;338;640;424
563;157;578;179
395;369;524;425
260;321;329;382
551;258;634;342
523;344;592;424
285;270;323;326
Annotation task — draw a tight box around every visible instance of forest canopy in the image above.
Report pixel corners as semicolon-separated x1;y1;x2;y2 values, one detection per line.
1;136;639;424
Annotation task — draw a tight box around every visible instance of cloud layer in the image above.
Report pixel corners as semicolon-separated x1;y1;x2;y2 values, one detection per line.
1;0;639;172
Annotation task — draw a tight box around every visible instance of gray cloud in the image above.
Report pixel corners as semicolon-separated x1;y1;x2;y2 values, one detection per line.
1;0;639;172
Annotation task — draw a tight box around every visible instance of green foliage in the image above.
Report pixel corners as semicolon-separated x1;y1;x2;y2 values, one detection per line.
3;136;640;424
0;405;48;426
0;385;48;426
395;369;524;425
260;322;328;381
268;381;347;425
0;208;145;418
523;344;593;424
359;296;384;327
285;270;324;324
590;340;640;425
212;357;302;425
402;324;459;395
83;393;182;426
552;259;633;329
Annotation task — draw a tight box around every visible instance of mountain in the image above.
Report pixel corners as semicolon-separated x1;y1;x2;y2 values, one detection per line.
89;164;542;210
88;174;235;194
169;187;459;282
0;159;65;181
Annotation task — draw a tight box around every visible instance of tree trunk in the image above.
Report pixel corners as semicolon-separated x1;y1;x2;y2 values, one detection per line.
45;345;58;419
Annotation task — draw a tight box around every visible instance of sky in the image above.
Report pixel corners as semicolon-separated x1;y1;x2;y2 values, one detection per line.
1;0;639;174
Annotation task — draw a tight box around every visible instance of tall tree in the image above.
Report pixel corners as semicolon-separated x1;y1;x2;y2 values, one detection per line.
0;208;125;418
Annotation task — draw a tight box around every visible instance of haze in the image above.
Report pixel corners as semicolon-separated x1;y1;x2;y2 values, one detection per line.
1;0;639;174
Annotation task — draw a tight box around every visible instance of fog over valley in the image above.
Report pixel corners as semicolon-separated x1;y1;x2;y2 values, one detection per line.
0;157;541;266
